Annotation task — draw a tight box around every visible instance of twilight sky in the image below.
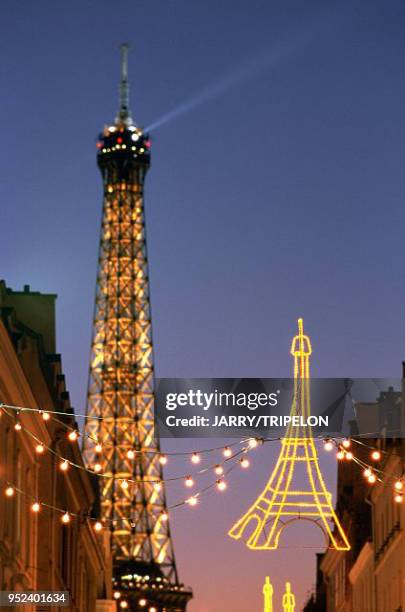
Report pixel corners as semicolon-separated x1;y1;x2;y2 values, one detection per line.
2;1;405;610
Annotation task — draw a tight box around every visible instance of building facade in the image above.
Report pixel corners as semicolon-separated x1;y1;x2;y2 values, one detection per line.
0;281;115;611
304;380;405;612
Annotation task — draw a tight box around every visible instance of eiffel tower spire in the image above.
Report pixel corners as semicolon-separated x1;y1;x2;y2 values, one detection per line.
228;318;350;551
83;45;192;611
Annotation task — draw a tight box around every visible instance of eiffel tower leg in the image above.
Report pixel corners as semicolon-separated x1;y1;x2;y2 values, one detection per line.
304;440;350;551
229;439;299;549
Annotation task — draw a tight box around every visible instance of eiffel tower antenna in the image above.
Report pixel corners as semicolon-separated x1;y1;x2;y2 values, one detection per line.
228;318;350;551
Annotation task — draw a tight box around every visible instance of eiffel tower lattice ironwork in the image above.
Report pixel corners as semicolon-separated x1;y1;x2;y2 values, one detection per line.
83;44;192;611
229;318;350;551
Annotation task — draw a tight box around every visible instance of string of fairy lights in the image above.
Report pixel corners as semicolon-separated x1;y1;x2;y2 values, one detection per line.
1;400;404;534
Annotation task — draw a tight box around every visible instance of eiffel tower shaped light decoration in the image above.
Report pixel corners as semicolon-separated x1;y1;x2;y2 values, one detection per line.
229;318;350;551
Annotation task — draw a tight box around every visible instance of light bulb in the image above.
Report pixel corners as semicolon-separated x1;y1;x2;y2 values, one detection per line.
120;602;128;609
60;460;69;471
62;512;70;524
248;438;258;449
5;486;14;497
68;431;78;442
159;454;168;465
186;496;198;506
15;422;22;431
121;480;129;489
214;465;224;476
94;521;103;532
42;412;51;421
240;458;250;469
160;511;168;522
223;447;232;458
394;493;403;503
113;592;121;600
94;463;102;473
337;450;345;460
342;438;351;449
191;452;201;464
127;450;135;459
394;480;403;491
139;599;147;607
35;444;45;454
371;450;381;461
95;443;102;453
368;473;377;484
363;468;372;478
185;476;194;488
217;480;227;491
31;502;40;513
153;481;162;492
323;439;334;452
345;452;353;461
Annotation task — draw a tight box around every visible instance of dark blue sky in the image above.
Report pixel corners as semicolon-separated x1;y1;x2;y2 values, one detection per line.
2;1;405;609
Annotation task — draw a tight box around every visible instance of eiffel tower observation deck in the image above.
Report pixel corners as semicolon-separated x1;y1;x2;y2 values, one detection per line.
83;44;193;611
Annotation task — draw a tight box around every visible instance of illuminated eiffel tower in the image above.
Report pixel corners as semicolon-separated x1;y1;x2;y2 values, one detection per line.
83;45;192;611
229;318;350;551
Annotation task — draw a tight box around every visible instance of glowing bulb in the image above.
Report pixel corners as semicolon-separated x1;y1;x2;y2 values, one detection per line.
394;493;403;503
121;480;129;489
323;439;334;452
42;412;51;421
186;496;198;506
62;512;70;524
60;460;69;471
223;447;232;458
342;439;351;449
240;457;250;469
337;450;345;461
94;463;102;473
214;464;224;476
5;486;14;497
139;599;147;607
68;431;78;442
131;133;139;142
159;454;168;465
217;479;227;491
127;450;135;459
94;521;103;532
113;592;121;600
31;502;40;513
149;608;157;612
160;511;168;522
191;452;201;464
248;438;258;449
120;602;128;609
368;473;377;484
154;481;162;492
35;444;45;454
185;476;194;488
345;452;353;461
371;450;381;461
95;443;102;453
14;422;22;431
394;480;403;491
363;468;372;478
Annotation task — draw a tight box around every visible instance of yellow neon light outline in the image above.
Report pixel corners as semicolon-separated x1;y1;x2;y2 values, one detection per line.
263;576;274;612
228;318;350;551
282;582;296;612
